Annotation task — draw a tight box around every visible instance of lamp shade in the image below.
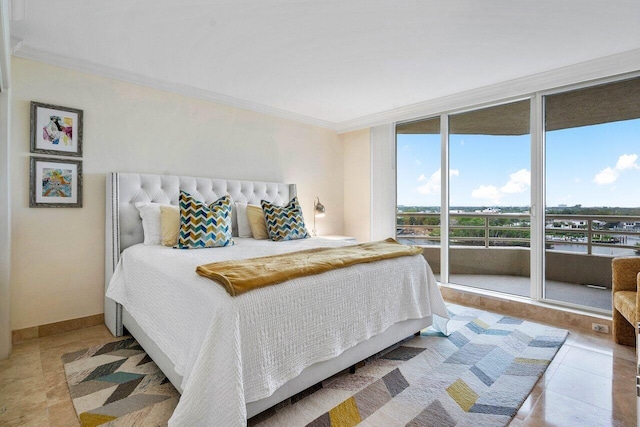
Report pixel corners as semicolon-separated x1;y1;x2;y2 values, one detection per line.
312;197;325;236
314;197;325;216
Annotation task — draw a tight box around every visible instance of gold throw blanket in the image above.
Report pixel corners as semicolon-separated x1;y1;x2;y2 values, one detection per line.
196;238;423;296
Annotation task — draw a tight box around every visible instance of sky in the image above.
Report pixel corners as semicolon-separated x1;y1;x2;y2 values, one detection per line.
397;118;640;208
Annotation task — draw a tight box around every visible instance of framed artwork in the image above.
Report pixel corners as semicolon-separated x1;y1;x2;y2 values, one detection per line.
30;157;83;208
30;101;83;157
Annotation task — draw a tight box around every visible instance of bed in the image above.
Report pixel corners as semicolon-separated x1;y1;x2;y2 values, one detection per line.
104;172;449;426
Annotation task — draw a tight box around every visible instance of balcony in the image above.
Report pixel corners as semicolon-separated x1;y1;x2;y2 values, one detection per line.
397;212;640;313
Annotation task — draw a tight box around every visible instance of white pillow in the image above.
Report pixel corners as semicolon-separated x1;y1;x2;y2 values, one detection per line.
235;202;253;238
135;202;162;245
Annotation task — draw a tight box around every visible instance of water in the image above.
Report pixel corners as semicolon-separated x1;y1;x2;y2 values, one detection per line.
398;235;640;257
548;234;639;257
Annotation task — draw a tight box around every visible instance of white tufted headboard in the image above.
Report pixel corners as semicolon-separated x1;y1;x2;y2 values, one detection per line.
104;172;296;335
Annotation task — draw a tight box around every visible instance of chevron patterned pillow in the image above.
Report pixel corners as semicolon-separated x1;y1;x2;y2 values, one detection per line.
175;191;235;249
261;197;309;241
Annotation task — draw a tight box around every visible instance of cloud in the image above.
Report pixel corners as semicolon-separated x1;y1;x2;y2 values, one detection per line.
472;185;501;204
616;154;639;170
416;169;459;195
417;170;440;194
593;167;619;185
500;169;530;194
472;169;531;203
593;153;638;185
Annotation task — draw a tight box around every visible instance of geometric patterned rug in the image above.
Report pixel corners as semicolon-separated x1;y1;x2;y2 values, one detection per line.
251;304;568;427
62;305;567;426
61;338;179;427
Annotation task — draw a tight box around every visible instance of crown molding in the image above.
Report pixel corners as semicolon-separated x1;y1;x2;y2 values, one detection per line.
11;43;640;135
335;48;640;134
12;44;338;130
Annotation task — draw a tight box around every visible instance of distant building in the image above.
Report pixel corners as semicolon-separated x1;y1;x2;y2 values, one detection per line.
621;222;640;229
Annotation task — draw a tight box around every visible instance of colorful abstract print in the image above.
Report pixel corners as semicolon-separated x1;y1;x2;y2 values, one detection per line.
175;191;234;249
42;168;72;198
43;115;73;145
261;197;309;241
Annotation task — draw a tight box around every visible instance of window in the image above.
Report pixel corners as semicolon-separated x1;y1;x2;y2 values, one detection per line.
395;74;640;314
448;101;530;296
396;117;441;247
544;77;640;310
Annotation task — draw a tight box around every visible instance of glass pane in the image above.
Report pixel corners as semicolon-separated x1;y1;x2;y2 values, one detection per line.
448;100;531;296
544;77;640;312
396;117;441;273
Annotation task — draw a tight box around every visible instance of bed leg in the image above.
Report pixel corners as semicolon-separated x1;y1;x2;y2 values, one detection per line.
414;331;421;337
349;361;365;374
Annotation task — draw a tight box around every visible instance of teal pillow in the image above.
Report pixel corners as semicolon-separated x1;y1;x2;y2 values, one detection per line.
261;197;309;241
175;191;234;249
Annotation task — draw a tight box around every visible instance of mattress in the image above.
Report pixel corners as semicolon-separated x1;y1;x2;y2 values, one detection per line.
106;237;449;426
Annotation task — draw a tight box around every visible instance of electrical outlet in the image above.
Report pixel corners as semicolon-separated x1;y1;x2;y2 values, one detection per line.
591;323;610;334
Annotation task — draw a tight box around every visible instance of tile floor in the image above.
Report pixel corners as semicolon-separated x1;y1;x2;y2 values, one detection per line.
0;316;636;426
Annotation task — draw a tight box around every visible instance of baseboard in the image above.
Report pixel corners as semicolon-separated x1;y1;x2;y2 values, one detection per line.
12;313;104;344
440;285;612;334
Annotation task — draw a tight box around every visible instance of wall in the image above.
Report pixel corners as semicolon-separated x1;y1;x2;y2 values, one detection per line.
0;0;12;358
341;128;371;243
11;57;344;330
423;246;612;289
423;247;530;277
340;125;397;244
0;88;10;356
545;252;612;288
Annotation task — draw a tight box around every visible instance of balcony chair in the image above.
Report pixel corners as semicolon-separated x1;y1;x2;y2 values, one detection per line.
612;256;640;347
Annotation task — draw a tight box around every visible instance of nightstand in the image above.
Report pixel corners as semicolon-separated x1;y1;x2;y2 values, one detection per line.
317;235;357;243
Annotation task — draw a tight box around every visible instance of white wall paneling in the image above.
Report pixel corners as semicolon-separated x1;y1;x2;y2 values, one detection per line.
370;124;396;241
342;128;371;243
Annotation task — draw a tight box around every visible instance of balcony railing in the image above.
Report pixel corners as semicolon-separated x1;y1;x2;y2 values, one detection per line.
397;212;640;256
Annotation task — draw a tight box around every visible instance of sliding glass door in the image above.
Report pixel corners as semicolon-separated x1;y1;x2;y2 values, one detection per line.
448;101;531;296
396;117;442;275
396;74;640;313
543;77;640;312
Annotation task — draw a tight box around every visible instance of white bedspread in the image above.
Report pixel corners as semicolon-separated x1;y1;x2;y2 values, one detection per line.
106;237;449;426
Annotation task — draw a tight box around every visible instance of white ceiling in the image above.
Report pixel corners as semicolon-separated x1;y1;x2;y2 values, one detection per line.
9;0;640;129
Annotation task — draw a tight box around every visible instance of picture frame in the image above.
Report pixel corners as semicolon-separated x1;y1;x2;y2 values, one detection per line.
30;157;83;208
30;101;83;157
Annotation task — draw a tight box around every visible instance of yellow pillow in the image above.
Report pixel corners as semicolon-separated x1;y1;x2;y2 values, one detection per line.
246;205;269;240
160;205;180;246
